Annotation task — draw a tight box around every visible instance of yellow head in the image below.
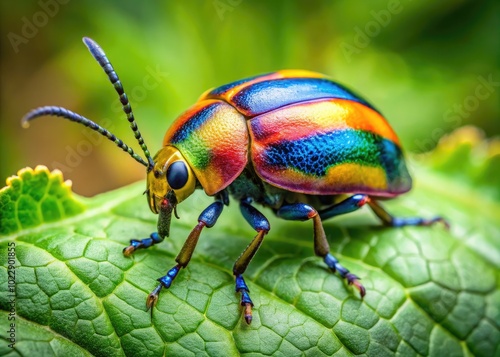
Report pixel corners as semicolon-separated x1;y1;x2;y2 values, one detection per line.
147;146;196;216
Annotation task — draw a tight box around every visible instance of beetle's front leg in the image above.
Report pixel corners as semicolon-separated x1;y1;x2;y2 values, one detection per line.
123;199;172;256
234;199;270;324
278;195;369;297
145;199;224;311
123;232;163;256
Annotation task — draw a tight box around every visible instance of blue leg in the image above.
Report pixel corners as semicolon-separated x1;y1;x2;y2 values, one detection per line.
368;198;449;228
318;194;369;221
146;199;224;311
123;232;163;256
234;199;270;324
277;195;369;297
123;199;174;256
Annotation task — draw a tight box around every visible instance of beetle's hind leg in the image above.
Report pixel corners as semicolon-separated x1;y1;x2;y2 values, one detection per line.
234;199;271;324
368;198;449;229
277;195;368;298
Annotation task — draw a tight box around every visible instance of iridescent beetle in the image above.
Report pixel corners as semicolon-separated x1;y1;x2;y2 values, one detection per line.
23;38;447;324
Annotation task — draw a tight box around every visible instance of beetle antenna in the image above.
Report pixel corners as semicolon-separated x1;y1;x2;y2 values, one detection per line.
82;37;155;171
22;106;149;168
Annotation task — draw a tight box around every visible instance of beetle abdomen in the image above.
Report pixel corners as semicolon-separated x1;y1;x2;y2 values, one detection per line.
249;99;412;197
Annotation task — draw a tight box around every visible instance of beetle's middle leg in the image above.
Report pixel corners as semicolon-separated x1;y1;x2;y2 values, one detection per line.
234;199;271;324
145;199;224;311
277;195;369;297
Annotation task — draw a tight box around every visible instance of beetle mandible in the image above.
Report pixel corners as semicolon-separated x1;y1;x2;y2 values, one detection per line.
22;38;447;324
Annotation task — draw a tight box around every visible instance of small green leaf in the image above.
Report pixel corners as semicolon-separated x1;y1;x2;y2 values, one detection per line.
0;166;85;235
0;129;499;356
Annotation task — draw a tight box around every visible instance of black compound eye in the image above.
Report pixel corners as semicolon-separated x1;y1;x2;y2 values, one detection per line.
166;161;188;190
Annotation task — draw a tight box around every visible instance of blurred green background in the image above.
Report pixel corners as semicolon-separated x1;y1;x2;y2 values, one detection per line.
1;0;498;196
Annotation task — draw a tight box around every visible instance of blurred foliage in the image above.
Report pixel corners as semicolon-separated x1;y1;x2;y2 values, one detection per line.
1;0;499;196
421;125;500;201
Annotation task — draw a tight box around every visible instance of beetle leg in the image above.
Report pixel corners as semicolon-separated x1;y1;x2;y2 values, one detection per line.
278;195;369;298
317;194;370;221
146;200;224;312
123;232;164;256
368;198;449;229
234;199;270;324
123;199;173;256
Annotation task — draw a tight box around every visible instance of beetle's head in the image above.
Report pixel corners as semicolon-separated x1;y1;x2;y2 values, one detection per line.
147;146;196;218
21;38;197;237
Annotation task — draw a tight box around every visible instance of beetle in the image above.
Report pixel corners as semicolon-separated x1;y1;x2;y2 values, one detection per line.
22;38;447;324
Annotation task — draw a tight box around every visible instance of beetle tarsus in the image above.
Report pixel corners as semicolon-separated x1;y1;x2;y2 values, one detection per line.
323;253;365;297
146;265;181;312
390;216;450;229
146;284;162;310
368;199;449;230
429;217;450;230
346;273;366;298
123;233;163;257
235;275;254;324
123;238;144;256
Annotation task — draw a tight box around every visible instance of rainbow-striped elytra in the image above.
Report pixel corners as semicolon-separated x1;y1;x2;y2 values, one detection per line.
22;38;448;325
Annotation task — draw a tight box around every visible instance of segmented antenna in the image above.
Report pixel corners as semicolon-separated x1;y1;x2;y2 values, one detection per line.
22;106;149;167
21;37;156;171
82;37;155;170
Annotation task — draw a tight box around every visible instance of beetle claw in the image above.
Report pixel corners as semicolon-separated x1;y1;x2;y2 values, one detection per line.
346;273;366;298
123;239;145;256
146;284;162;310
436;217;450;230
244;303;253;324
123;245;136;256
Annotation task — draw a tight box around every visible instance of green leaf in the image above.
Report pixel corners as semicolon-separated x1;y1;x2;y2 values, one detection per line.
0;166;85;235
1;129;499;356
